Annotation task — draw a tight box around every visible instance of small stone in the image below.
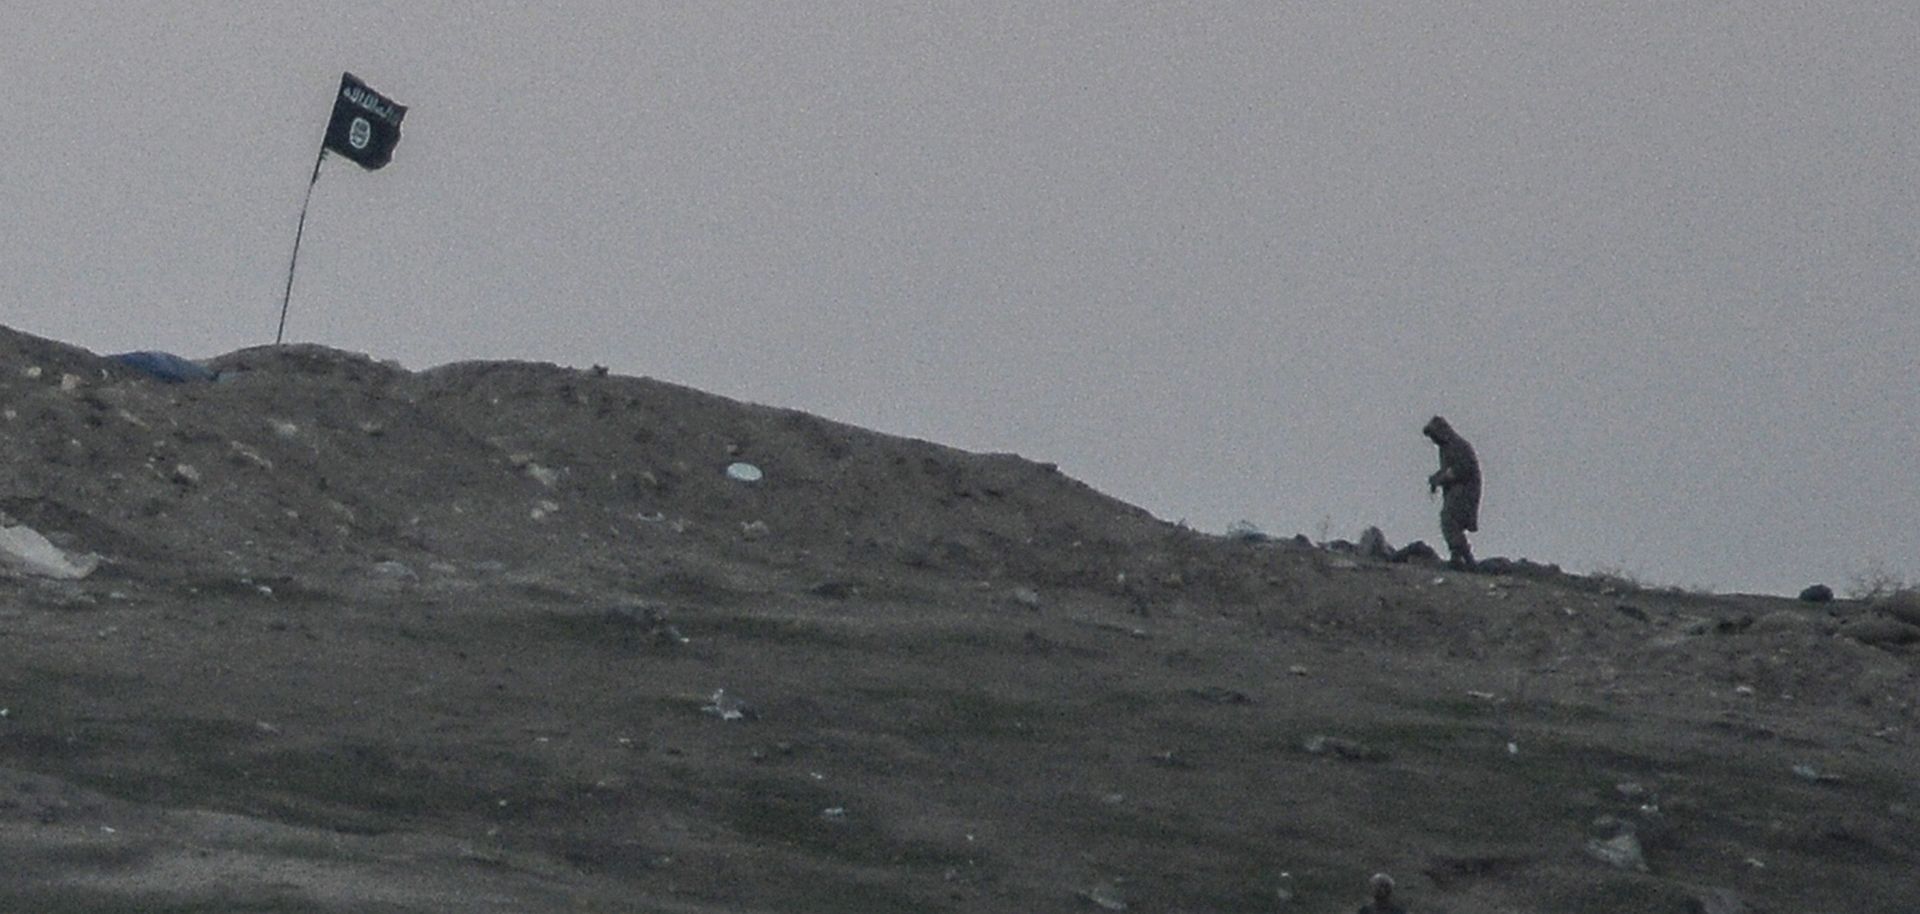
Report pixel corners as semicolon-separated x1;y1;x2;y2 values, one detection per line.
1687;887;1757;914
1080;880;1127;911
1584;832;1648;872
740;520;770;540
1010;587;1042;609
371;561;416;580
1356;526;1393;560
171;463;202;486
1302;735;1387;762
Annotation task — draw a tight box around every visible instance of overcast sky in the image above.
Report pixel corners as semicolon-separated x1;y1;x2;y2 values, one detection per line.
4;3;1914;595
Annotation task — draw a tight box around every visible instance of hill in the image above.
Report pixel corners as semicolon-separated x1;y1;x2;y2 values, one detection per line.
0;325;1914;912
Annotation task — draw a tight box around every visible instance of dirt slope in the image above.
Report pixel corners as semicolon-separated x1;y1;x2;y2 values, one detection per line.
0;325;1913;912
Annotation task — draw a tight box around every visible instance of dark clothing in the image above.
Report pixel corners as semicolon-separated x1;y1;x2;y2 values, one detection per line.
1423;416;1480;568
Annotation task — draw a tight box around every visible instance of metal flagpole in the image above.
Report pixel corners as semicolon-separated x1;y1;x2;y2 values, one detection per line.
275;148;328;346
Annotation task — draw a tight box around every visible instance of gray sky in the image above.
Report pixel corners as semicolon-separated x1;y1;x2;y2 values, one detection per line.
4;3;1915;595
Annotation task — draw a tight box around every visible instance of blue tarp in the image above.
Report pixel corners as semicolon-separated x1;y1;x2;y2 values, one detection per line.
110;351;219;383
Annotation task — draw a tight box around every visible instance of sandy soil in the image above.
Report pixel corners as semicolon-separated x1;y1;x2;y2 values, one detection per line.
0;326;1913;912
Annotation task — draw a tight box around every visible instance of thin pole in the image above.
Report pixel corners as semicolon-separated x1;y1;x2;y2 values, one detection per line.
275;148;328;345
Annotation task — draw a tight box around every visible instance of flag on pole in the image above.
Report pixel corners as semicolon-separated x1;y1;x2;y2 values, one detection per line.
323;72;407;170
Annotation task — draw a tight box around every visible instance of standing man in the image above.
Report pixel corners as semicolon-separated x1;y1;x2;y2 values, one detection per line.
1422;416;1480;571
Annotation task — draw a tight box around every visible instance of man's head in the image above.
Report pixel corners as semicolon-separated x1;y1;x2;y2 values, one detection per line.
1422;415;1453;443
1370;872;1394;901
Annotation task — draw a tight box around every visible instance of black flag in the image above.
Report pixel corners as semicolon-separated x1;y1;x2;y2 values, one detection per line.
323;72;406;170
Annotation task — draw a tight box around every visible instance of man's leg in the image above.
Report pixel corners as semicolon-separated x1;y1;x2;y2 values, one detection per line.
1441;510;1475;571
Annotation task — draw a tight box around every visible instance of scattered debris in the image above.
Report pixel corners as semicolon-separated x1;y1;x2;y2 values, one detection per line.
1790;763;1843;784
1224;520;1270;542
111;350;219;383
702;689;754;721
604;603;688;647
1148;749;1191;769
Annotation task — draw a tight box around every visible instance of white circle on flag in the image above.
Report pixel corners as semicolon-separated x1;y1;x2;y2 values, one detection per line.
349;117;372;150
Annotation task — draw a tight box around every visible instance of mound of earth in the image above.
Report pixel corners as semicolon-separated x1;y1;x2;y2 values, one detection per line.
0;325;1913;912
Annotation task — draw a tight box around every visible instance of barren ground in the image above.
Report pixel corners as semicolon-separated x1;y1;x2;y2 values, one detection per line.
0;326;1913;912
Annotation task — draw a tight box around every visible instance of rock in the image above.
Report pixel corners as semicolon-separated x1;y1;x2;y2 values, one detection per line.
739;520;770;541
1186;686;1252;705
525;463;560;487
1010;587;1042;609
1302;735;1388;762
172;463;202;486
1686;887;1756;914
1878;590;1920;627
1798;584;1834;603
1078;880;1128;911
1356;526;1393;560
227;442;274;470
0;525;100;580
370;560;417;580
1584;832;1648;872
1391;541;1440;564
1841;617;1920;647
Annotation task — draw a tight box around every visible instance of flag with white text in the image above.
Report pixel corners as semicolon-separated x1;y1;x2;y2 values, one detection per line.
323;72;406;170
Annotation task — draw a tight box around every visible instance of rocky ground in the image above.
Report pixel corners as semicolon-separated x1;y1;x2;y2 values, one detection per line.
0;324;1914;912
